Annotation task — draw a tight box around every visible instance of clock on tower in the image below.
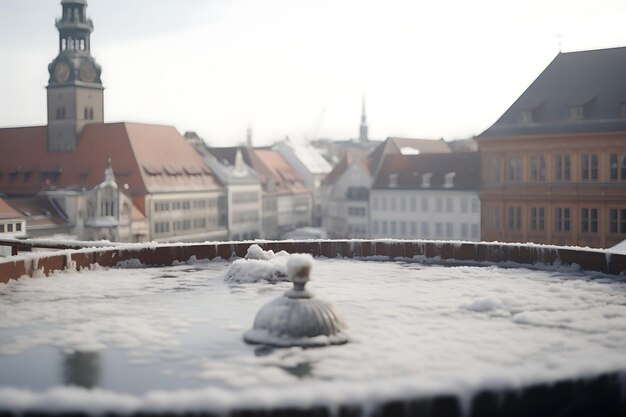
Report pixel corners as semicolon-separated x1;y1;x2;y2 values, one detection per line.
46;0;104;152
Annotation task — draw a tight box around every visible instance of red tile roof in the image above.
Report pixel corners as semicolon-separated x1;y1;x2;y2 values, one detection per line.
0;123;222;212
4;196;68;228
0;197;24;220
248;149;309;195
322;149;370;186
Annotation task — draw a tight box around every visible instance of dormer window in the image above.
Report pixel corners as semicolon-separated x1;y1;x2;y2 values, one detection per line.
568;105;585;120
519;109;533;124
421;173;432;188
444;172;456;188
388;174;398;188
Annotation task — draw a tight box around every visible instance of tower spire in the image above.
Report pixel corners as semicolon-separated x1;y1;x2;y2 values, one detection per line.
359;96;368;143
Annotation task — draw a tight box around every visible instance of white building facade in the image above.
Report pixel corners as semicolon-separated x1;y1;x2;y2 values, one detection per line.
369;152;481;241
370;191;481;240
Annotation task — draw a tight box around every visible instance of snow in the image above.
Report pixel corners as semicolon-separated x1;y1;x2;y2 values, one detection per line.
286;253;313;276
609;239;626;253
400;147;420;155
224;244;290;283
1;258;626;414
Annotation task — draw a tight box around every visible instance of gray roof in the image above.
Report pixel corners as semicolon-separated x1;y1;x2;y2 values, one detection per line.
372;152;480;191
480;47;626;138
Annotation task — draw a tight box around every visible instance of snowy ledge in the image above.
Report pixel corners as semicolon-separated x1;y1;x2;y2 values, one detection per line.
1;238;625;283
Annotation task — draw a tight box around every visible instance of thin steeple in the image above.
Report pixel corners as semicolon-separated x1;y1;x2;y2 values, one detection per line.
359;96;368;142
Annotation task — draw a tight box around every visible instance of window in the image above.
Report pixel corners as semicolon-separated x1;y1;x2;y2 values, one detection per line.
507;157;523;182
555;208;571;232
348;207;366;216
488;158;501;184
610;153;626;180
581;208;598;233
530;207;545;231
609;209;626;234
400;197;406;211
555;155;571;181
410;222;417;237
15;222;22;232
487;206;501;230
568;105;584;120
445;223;453;238
372;221;379;235
388;174;398;188
421;173;432;188
444;172;456;188
7;224;13;232
400;221;407;236
390;221;397;235
471;199;479;213
520;109;533;124
471;224;479;239
155;221;170;234
461;224;469;239
421;197;429;212
410;197;417;211
390;197;397;211
507;207;521;230
0;224;4;233
435;223;443;238
435;197;443;212
421;222;429;238
446;197;453;213
372;197;379;211
381;197;388;211
530;156;546;181
382;221;388;235
581;154;598;181
193;218;207;229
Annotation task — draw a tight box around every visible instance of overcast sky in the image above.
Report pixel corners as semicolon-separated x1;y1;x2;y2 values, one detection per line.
2;0;626;146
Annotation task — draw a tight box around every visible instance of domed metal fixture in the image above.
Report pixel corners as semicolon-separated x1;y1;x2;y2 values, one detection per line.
244;254;349;348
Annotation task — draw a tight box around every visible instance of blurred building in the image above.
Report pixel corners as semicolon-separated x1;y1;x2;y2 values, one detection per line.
369;153;481;240
479;47;626;248
0;0;227;242
245;148;312;239
0;197;27;244
321;150;372;238
199;145;263;241
273;138;332;226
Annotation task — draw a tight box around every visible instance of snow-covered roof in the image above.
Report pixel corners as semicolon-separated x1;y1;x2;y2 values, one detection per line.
277;141;332;175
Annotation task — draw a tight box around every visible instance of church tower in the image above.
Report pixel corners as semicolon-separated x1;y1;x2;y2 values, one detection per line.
359;96;368;143
47;0;103;152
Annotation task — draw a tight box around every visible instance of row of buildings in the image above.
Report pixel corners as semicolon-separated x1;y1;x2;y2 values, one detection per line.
1;0;625;249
